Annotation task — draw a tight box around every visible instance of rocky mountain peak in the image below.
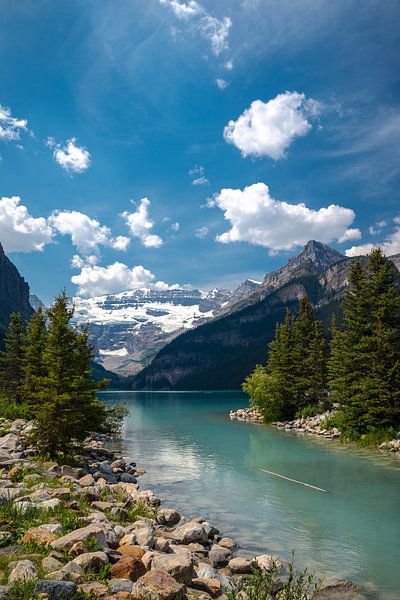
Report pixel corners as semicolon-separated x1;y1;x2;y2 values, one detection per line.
293;240;344;269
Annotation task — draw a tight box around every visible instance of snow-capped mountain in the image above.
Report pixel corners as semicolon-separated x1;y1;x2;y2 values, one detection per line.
73;287;238;376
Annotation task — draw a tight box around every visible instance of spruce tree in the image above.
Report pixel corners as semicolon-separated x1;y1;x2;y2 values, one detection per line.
0;313;25;404
31;292;108;456
22;307;47;407
328;249;400;433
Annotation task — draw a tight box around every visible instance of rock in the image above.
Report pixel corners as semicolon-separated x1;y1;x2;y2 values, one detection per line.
117;545;146;559
72;551;109;571
69;542;85;557
134;524;154;548
36;580;77;599
108;579;134;593
0;586;12;599
228;557;252;574
142;551;157;570
60;465;85;479
219;537;236;551
99;461;113;475
54;561;83;584
42;556;64;573
110;507;128;520
28;489;52;503
173;522;208;545
8;559;38;583
119;533;137;546
154;537;170;553
157;508;181;527
22;526;56;547
208;545;231;568
191;578;222;597
78;474;95;487
132;570;186;600
151;552;194;584
202;522;219;538
41;523;63;535
253;554;282;572
317;577;369;599
120;473;137;484
195;563;234;593
0;433;23;453
111;556;146;581
91;501;113;511
77;581;109;598
50;524;107;551
40;498;62;510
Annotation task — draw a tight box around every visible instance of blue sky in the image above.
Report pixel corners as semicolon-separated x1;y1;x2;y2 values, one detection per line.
1;0;399;302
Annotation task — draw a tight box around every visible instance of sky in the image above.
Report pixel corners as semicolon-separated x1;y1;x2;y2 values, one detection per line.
0;0;399;302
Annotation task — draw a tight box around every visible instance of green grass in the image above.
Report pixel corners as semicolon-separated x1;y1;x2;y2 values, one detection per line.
0;396;32;420
10;580;39;600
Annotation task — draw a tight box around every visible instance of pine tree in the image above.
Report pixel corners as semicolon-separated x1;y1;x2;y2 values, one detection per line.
328;249;400;433
31;292;108;456
0;313;25;404
22;307;47;407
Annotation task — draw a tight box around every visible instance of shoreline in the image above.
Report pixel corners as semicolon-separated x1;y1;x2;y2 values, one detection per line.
0;417;375;599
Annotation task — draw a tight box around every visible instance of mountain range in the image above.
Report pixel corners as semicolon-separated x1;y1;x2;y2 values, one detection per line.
131;241;400;390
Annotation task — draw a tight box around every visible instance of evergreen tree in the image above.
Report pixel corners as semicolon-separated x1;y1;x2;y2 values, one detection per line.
22;307;47;406
328;249;400;433
31;292;108;456
0;313;25;404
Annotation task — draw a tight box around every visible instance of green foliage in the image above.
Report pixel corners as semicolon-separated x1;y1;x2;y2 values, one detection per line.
0;313;25;404
10;580;39;600
227;554;320;600
328;248;400;435
243;298;328;422
0;396;31;419
295;404;321;419
21;307;47;404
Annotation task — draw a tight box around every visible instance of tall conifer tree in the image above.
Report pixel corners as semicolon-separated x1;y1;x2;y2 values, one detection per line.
0;313;25;404
22;307;47;406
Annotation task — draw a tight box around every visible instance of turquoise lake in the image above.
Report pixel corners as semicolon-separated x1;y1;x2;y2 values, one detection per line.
99;391;400;599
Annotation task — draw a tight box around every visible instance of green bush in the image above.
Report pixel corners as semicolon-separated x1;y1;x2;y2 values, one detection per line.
295;404;321;419
0;396;31;420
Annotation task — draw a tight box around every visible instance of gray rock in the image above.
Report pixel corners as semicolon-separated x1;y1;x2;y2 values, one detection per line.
173;522;208;545
228;557;252;574
50;524;107;551
120;473;137;484
151;552;194;584
72;551;109;571
0;586;12;599
41;523;63;535
196;562;234;592
39;498;62;510
134;524;155;548
43;557;64;573
0;433;23;453
202;521;219;538
8;559;38;583
208;544;231;568
317;577;369;600
36;580;77;599
108;578;134;593
99;461;113;475
157;508;181;527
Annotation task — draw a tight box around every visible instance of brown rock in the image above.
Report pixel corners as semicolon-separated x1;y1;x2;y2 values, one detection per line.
78;474;95;487
117;545;146;560
69;541;86;557
77;581;108;598
111;556;146;582
218;538;236;551
191;578;221;597
132;570;186;600
151;552;193;584
51;525;107;551
21;527;56;547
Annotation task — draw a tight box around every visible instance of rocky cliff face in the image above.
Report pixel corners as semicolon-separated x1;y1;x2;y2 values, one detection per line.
0;243;33;337
132;243;400;391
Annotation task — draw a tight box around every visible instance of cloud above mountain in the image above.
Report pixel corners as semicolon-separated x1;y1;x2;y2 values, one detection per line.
71;261;173;297
211;182;360;252
0;196;53;252
122;198;163;248
345;217;400;257
224;92;321;160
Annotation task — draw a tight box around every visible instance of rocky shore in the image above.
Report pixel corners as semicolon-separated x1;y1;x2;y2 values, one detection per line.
0;417;370;600
229;408;263;423
273;411;341;440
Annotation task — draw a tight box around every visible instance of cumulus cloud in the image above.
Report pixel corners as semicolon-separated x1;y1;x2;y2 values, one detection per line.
0;196;53;252
0;105;28;141
122;198;163;248
211;182;359;251
338;228;362;243
368;220;387;235
345;217;400;257
160;0;231;57
49;210;130;255
48;137;91;173
71;262;172;297
224;91;321;160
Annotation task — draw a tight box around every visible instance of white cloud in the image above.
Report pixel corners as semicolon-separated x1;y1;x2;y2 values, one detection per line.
216;78;228;90
338;228;361;243
224;91;321;160
160;0;231;56
71;254;99;269
189;165;209;185
122;198;163;248
368;220;387;235
49;210;129;255
159;0;203;19
0;106;28;141
171;222;180;231
345;217;400;257
0;196;53;252
71;261;173;297
224;59;234;70
49;137;91;173
195;226;209;238
211;182;358;251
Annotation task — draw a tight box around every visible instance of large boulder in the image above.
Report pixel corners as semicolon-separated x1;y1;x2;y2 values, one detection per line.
228;557;252;574
151;552;194;584
36;580;77;599
0;433;23;453
72;551;109;571
208;545;231;568
157;508;181;527
173;522;208;545
111;556;146;582
50;524;107;551
317;577;369;599
132;570;186;600
8;560;38;583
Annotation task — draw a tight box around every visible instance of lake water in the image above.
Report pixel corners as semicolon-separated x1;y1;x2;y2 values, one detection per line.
99;391;400;599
